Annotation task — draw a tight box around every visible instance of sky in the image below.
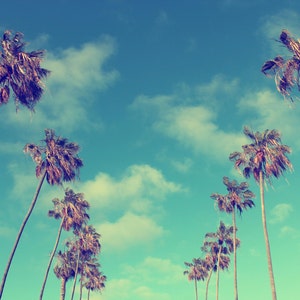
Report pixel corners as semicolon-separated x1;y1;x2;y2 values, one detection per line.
1;1;300;299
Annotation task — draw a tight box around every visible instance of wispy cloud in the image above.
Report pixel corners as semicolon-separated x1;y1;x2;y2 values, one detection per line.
238;89;300;151
99;257;183;300
279;226;300;239
261;10;300;55
270;203;293;224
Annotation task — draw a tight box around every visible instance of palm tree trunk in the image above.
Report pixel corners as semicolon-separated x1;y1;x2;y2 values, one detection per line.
232;210;238;300
194;276;198;300
61;277;66;300
79;279;83;300
0;170;46;299
215;246;222;300
205;267;213;300
40;217;65;300
70;248;80;300
259;170;277;300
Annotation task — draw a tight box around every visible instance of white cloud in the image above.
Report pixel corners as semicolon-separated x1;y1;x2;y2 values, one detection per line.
96;212;166;251
80;164;182;213
2;36;119;133
270;203;293;224
153;104;247;161
131;79;247;163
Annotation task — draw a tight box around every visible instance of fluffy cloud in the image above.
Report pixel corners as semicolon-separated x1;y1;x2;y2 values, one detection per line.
96;213;166;251
132;92;247;162
270;203;293;224
80;164;182;213
78;164;182;251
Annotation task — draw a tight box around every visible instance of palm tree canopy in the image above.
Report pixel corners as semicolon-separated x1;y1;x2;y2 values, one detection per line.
48;189;90;232
24;129;83;185
261;29;300;102
211;176;255;215
229;126;292;184
202;221;240;256
0;30;50;110
81;258;106;293
184;258;209;282
54;250;76;281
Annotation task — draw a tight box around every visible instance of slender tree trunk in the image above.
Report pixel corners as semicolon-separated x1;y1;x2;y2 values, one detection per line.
194;276;198;300
70;248;80;300
205;267;213;300
259;171;277;300
215;246;222;300
79;278;83;300
87;288;90;300
61;277;66;300
232;210;238;300
0;170;46;299
40;217;65;300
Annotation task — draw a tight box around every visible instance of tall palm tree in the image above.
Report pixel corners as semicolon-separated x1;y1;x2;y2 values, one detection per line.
202;221;238;300
184;258;209;300
0;30;50;110
0;129;83;299
40;189;90;300
70;225;101;300
229;126;292;300
54;249;77;300
211;177;255;300
261;29;300;102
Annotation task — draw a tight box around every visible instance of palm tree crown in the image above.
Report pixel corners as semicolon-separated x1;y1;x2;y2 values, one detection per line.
261;29;300;102
229;126;292;184
211;176;255;215
24;128;83;185
49;189;90;232
0;30;50;110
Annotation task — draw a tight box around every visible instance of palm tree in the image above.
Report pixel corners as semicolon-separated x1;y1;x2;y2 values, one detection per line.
202;221;238;300
261;29;300;102
70;225;101;300
229;126;292;300
0;129;83;299
54;249;77;300
0;30;50;110
211;177;255;300
184;258;209;300
84;271;106;300
80;258;106;300
40;189;90;300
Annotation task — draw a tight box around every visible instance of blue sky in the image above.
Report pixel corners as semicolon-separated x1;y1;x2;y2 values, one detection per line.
1;1;300;299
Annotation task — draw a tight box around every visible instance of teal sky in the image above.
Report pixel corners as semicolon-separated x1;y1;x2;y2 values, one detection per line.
1;1;300;300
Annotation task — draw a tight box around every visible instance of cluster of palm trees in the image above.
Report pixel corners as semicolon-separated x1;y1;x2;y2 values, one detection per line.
185;127;292;300
0;31;106;299
184;29;296;300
